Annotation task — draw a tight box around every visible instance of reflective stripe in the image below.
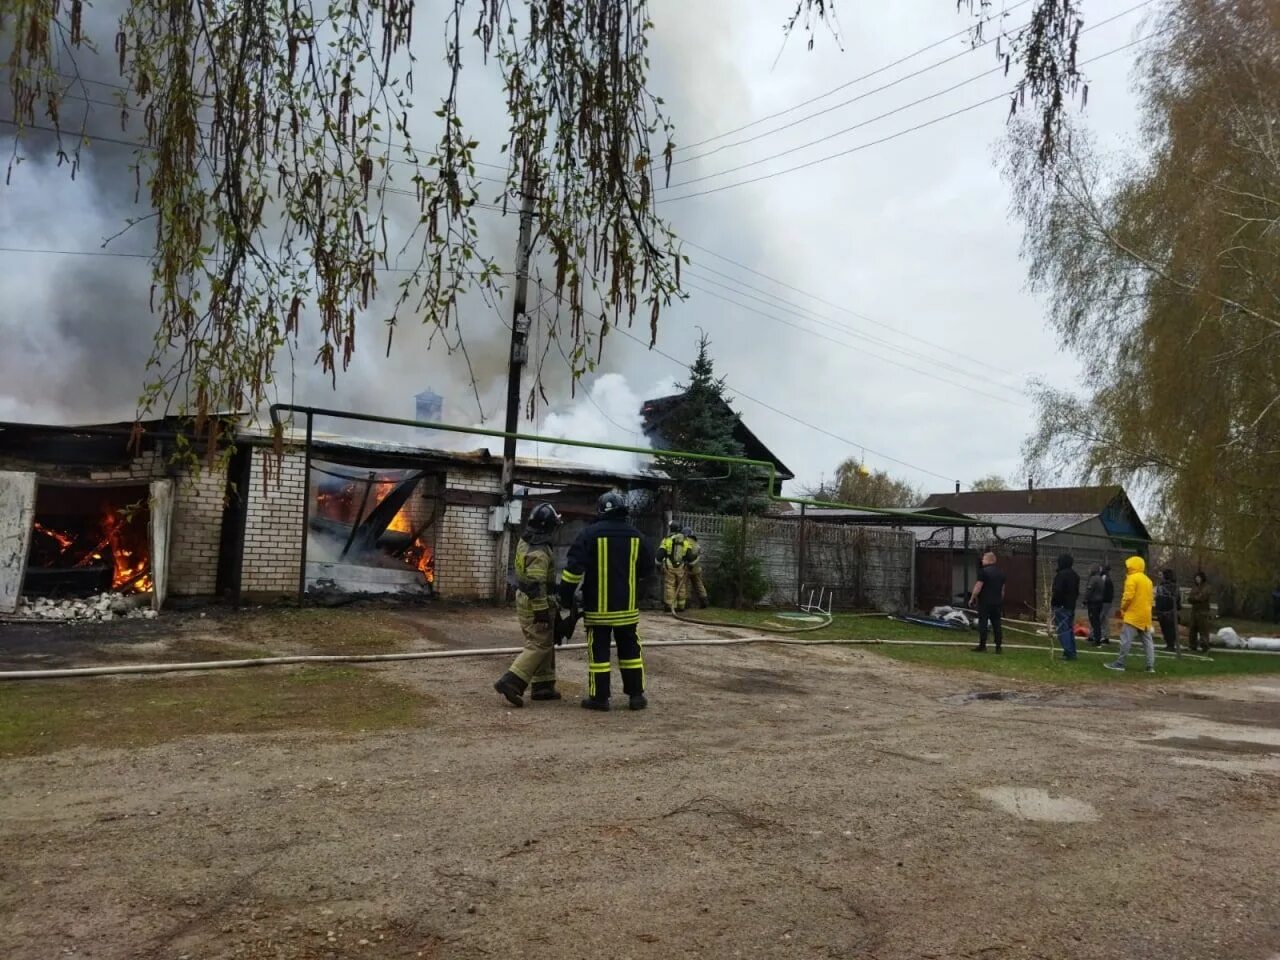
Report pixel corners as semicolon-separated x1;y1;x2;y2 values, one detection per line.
597;537;608;613
618;658;643;669
587;664;612;672
584;612;640;626
560;570;584;585
628;537;638;611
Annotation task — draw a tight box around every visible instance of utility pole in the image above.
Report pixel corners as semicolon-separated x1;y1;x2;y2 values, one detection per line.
494;164;538;599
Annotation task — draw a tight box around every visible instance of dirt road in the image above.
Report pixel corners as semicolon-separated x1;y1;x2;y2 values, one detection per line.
2;606;1278;959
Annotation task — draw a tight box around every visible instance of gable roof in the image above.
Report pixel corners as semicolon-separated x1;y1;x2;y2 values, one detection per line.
640;394;795;481
920;485;1126;516
920;485;1151;543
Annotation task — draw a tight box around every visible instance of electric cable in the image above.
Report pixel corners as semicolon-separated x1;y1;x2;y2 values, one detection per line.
673;0;1036;153
666;1;1153;177
657;33;1158;204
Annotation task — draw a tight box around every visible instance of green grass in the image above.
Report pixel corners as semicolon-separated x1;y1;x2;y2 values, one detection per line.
685;607;1280;684
0;666;432;758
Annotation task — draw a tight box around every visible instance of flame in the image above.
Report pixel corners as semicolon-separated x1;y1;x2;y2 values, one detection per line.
33;522;74;551
102;510;152;593
404;540;435;583
388;508;414;534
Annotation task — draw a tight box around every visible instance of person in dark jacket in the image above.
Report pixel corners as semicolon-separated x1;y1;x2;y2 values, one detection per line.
1099;564;1116;644
558;491;656;712
968;551;1006;654
1188;572;1213;653
1085;565;1106;646
1051;554;1081;661
1155;568;1182;654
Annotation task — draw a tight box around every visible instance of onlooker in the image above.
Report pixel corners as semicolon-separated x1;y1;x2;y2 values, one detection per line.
968;551;1006;654
1085;565;1106;645
1099;564;1116;643
1155;568;1182;655
1106;555;1155;673
1050;554;1080;661
1188;572;1213;653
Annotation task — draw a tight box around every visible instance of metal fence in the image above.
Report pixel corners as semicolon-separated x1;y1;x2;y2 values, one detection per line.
675;512;914;612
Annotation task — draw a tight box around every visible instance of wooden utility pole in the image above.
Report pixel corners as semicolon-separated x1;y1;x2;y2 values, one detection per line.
494;165;538;599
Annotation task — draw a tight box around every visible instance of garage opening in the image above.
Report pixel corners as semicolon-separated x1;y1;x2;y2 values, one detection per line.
25;481;154;597
306;464;442;596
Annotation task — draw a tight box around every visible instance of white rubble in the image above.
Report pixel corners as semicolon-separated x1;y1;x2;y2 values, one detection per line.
14;591;158;622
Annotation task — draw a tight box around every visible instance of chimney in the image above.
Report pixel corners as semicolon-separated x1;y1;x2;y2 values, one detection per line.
955;481;961;494
1027;475;1034;505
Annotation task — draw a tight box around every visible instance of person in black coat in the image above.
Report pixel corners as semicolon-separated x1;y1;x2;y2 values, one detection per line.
1051;554;1081;661
1099;564;1116;643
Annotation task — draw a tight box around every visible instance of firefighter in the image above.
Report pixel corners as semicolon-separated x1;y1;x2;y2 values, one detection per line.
657;521;687;613
682;526;709;608
493;503;563;707
557;491;655;711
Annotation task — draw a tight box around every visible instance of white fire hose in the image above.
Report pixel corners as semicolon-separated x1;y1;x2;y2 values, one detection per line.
0;631;1259;681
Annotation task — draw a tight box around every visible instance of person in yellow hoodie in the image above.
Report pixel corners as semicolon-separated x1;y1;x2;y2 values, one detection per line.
1105;555;1156;673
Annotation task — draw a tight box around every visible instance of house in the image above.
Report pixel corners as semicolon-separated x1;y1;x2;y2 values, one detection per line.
639;393;795;493
912;485;1152;616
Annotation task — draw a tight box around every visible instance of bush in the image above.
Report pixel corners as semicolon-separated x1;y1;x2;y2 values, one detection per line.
707;519;769;608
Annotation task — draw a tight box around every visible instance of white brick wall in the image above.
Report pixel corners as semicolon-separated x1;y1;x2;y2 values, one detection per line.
169;465;228;595
434;466;502;600
241;449;306;596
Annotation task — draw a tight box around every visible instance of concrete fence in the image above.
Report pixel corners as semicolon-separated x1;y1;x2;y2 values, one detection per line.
675;512;914;612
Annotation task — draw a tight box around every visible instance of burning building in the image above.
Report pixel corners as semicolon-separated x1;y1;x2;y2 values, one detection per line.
0;416;667;613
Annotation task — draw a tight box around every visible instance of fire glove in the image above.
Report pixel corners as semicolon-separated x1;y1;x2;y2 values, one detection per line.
533;608;550;626
554;613;574;645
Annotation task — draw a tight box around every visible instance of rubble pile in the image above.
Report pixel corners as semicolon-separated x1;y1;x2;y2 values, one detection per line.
15;592;159;622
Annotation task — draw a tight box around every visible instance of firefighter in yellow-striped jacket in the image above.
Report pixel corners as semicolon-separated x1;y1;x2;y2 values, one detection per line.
557;492;656;712
493;504;564;707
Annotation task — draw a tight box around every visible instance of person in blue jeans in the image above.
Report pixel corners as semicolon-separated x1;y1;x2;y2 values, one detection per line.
1051;554;1081;660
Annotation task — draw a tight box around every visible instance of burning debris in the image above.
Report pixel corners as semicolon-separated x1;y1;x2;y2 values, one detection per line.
308;468;437;594
15;591;158;622
26;487;153;597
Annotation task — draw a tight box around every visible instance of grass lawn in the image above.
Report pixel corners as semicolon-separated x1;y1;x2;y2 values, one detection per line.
683;607;1280;685
0;666;431;759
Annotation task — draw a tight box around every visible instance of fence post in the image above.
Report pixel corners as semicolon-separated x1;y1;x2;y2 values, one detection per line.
797;502;807;607
1030;529;1039;620
736;492;749;609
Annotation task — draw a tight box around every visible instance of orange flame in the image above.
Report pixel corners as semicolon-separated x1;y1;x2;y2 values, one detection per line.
102;510;152;593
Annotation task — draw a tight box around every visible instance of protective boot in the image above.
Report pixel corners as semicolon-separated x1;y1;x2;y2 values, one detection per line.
580;697;611;712
629;693;648;711
530;681;562;701
493;671;526;707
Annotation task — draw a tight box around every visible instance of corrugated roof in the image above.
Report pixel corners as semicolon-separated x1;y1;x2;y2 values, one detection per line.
920;486;1124;515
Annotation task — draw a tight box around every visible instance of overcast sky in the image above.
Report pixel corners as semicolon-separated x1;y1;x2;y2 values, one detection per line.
0;0;1153;497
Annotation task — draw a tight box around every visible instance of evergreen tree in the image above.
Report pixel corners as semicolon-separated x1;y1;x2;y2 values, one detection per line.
653;336;765;515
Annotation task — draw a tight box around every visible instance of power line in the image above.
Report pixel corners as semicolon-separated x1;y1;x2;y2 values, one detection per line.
656;33;1156;205
671;0;1151;173
674;0;1034;154
534;281;958;484
682;259;1027;383
672;16;1017;169
681;239;1026;380
680;277;1024;408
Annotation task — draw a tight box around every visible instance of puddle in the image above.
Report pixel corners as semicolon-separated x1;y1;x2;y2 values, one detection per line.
1142;715;1280;748
1147;736;1279;756
977;787;1098;823
942;690;1041;705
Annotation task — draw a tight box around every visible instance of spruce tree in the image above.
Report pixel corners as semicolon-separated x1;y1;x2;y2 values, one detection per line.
653;335;764;514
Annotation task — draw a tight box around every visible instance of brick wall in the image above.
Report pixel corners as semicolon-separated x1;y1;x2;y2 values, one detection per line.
434;466;502;600
169;466;228;595
241;449;306;596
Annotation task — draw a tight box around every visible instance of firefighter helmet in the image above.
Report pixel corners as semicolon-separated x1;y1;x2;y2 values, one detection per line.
682;526;694;538
668;520;683;534
597;491;628;518
526;503;563;533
